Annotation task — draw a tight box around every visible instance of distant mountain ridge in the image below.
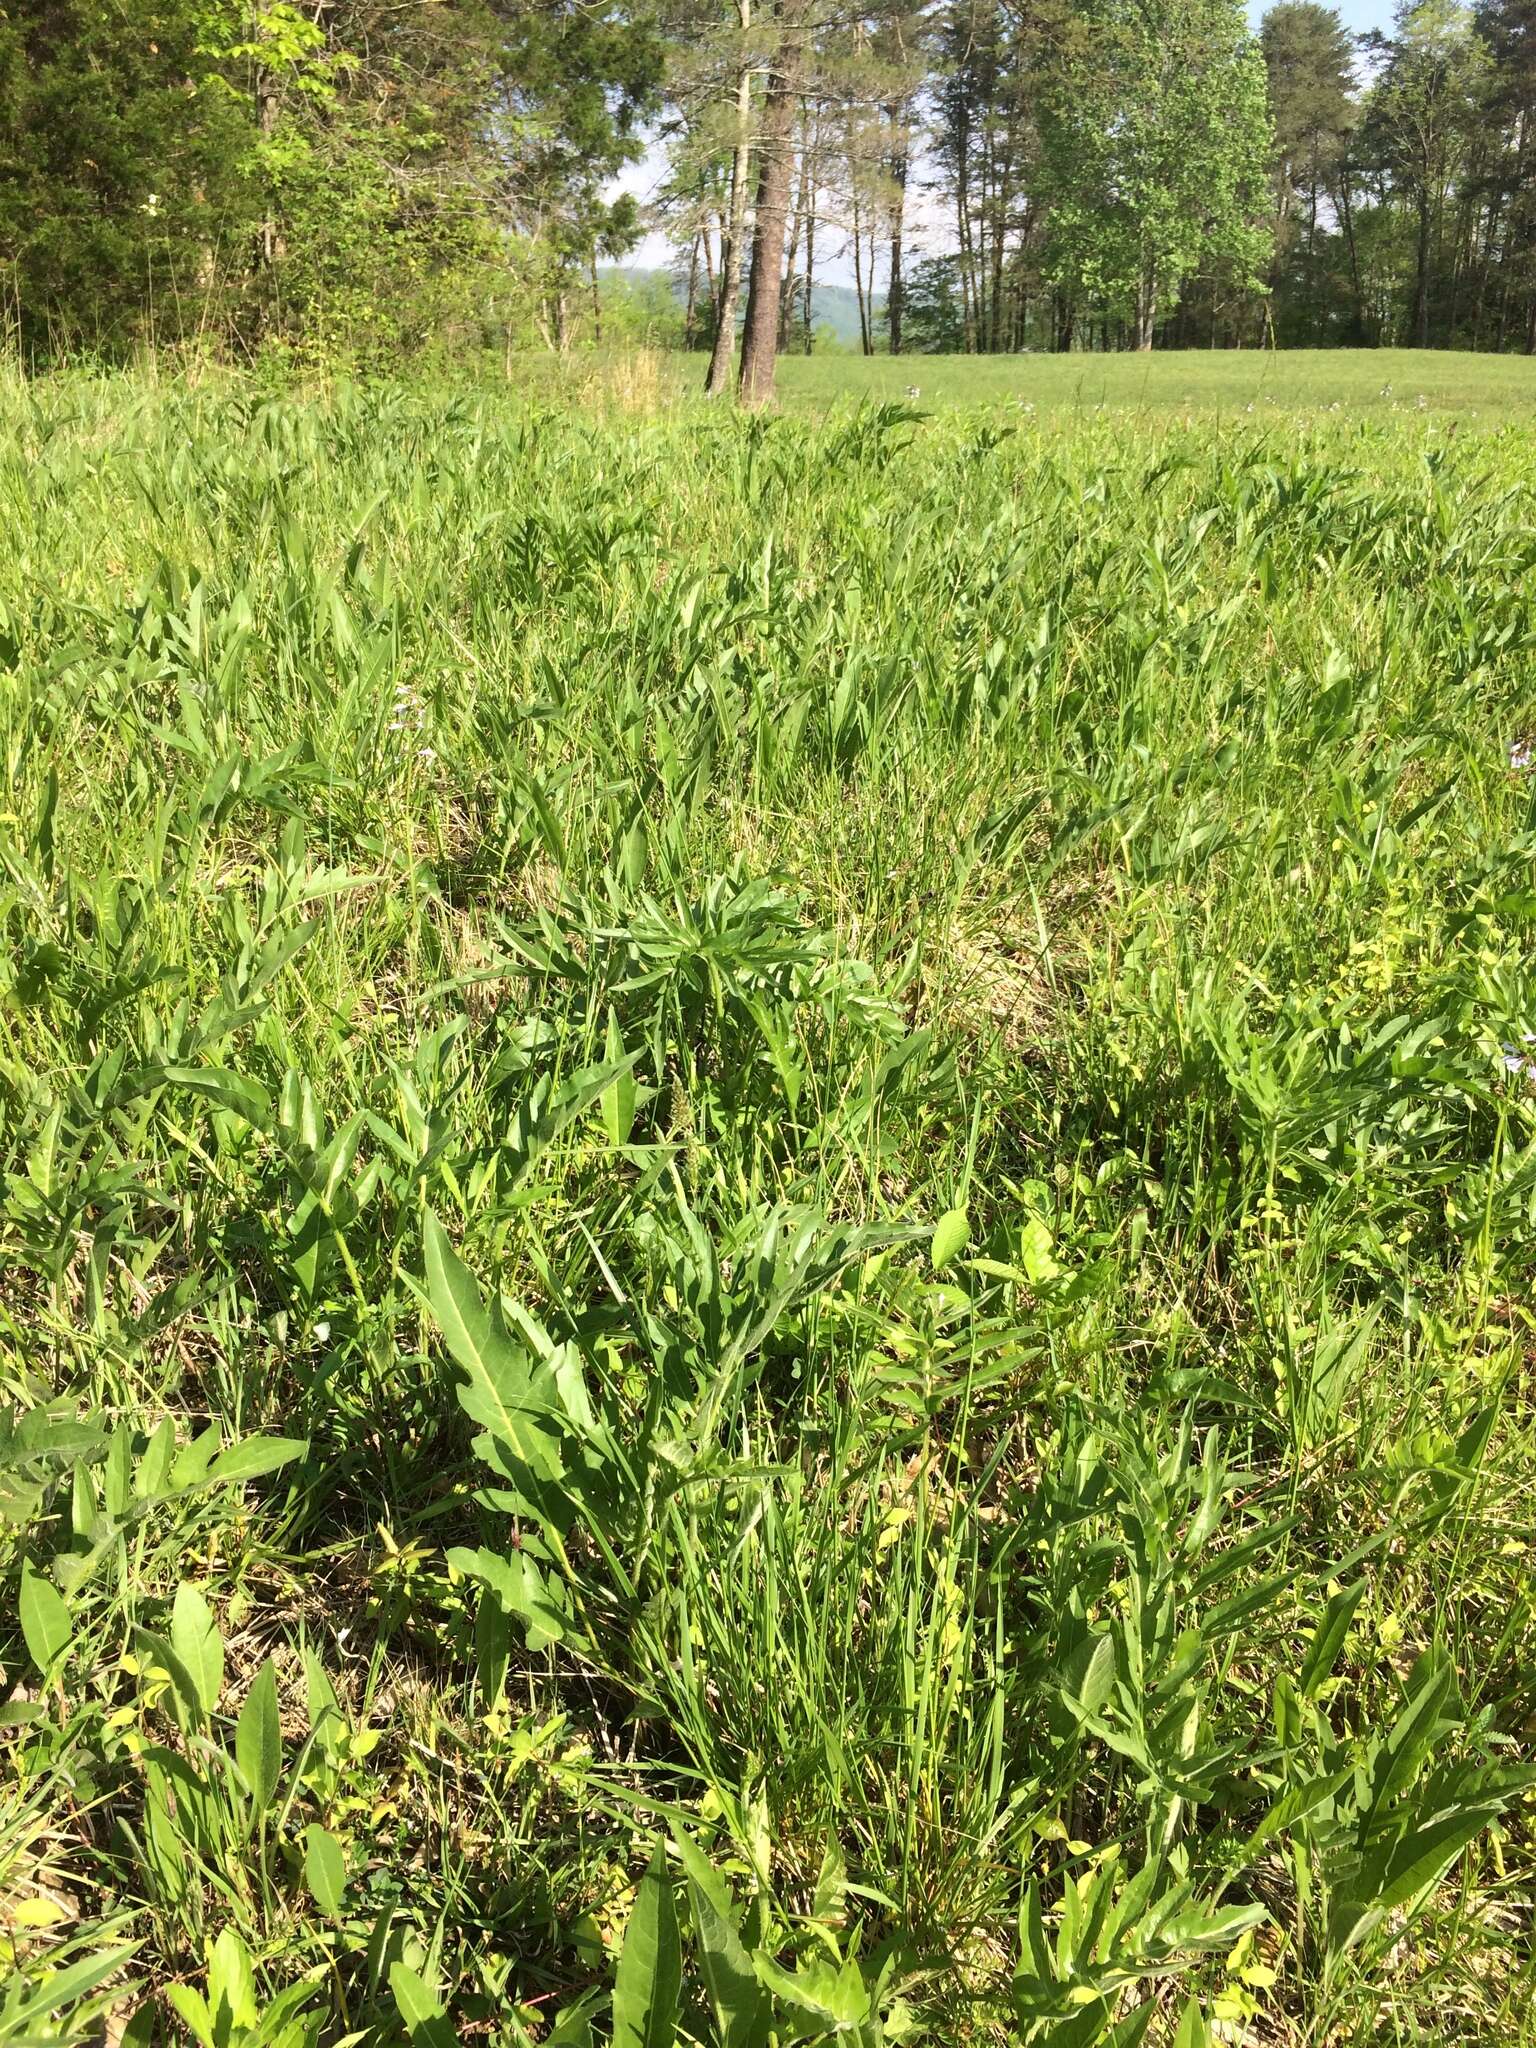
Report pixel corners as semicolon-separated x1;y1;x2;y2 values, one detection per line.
605;266;878;348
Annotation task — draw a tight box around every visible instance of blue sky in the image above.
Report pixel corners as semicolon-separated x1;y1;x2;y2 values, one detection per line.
1248;0;1391;27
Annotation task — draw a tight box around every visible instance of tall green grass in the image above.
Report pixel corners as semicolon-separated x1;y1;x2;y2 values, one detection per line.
2;372;1534;2047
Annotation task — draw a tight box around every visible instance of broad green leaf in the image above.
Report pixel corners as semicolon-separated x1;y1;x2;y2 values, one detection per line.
206;1927;258;2033
446;1545;570;1650
1059;1631;1116;1723
811;1836;847;1926
150;1066;272;1128
1247;1765;1353;1853
1154;1901;1267;1952
1366;1654;1456;1819
601;1008;639;1145
612;1840;682;2048
136;1417;177;1500
671;1830;768;2048
304;1823;347;1916
19;1559;71;1673
1367;1807;1506;1915
750;1954;870;2029
170;1583;224;1717
166;1987;215;2048
4;1944;139;2027
391;1964;444;2030
1298;1581;1365;1699
389;1961;460;2047
930;1207;970;1272
422;1212;565;1480
203;1436;309;1488
1172;1997;1210;2048
1018;1212;1062;1285
235;1658;282;1811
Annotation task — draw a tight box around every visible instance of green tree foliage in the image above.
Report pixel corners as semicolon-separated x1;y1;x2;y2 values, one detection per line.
0;1;254;354
1038;0;1274;349
928;1;1070;352
1364;2;1489;346
0;0;660;364
1261;5;1358;341
1476;0;1536;348
496;1;663;346
898;252;969;349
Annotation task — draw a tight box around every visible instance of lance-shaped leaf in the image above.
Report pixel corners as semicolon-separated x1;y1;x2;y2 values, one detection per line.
423;1212;568;1489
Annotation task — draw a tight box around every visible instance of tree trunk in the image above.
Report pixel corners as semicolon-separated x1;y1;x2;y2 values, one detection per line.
590;252;602;345
851;180;871;355
256;60;283;274
955;108;977;352
706;0;755;398
888;111;907;355
1133;265;1157;351
1414;184;1431;347
738;2;803;408
803;189;815;353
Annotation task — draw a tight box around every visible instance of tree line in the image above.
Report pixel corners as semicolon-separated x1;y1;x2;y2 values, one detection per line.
0;3;660;365
4;3;1536;393
659;0;1536;372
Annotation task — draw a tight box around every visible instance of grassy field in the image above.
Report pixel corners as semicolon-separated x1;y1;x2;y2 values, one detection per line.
772;345;1536;417
3;367;1536;2047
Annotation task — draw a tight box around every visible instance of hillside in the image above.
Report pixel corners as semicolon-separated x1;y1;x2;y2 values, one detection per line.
605;264;878;347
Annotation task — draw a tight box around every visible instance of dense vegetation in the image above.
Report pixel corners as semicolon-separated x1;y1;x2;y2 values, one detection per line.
0;1;661;365
12;4;1536;381
3;364;1535;2043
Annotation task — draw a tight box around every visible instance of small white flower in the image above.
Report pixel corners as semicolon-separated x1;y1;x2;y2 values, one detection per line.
1509;738;1533;772
313;1320;330;1343
418;746;437;761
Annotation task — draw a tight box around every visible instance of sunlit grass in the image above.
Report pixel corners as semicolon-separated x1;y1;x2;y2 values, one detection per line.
774;343;1536;418
1;369;1534;2047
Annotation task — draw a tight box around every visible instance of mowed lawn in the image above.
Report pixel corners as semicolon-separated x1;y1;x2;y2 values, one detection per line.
773;345;1536;419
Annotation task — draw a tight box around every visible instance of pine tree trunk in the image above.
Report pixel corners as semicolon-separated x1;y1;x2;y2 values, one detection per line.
888;111;907;355
803;197;815;353
738;2;803;408
851;181;870;356
706;0;755;397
